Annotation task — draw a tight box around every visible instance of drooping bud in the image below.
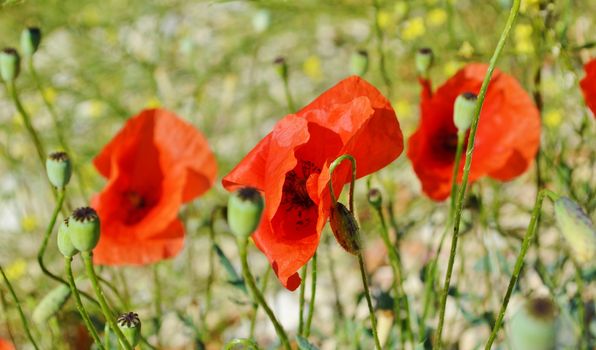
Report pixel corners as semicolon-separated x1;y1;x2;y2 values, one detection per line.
350;50;369;76
273;56;288;81
329;202;361;255
21;27;42;57
32;284;71;325
57;218;78;257
0;48;21;81
553;197;596;264
415;47;433;78
453;92;477;132
46;151;72;189
69;207;100;252
367;188;383;210
117;312;141;347
227;187;264;238
508;297;557;350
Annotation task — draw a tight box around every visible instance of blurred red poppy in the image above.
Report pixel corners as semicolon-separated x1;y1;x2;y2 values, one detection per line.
408;63;540;201
223;76;403;290
580;58;596;117
92;108;217;265
0;338;14;350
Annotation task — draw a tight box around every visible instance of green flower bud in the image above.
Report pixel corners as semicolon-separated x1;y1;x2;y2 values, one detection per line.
329;202;361;255
415;47;433;78
117;312;141;347
46;151;72;189
508;297;557;350
57;218;79;257
21;27;42;57
0;48;21;81
274;56;288;81
367;188;383;210
554;197;596;264
69;207;100;252
32;284;71;325
227;187;264;238
453;92;477;132
350;50;369;76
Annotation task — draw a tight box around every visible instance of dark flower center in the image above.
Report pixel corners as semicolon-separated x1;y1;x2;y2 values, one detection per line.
282;160;320;210
125;191;146;209
121;190;158;225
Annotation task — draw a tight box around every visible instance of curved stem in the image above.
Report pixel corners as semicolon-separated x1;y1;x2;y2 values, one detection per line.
357;252;382;350
224;338;259;350
484;189;546;349
238;238;290;350
81;251;133;350
298;264;308;336
304;252;317;337
0;264;40;350
434;0;521;347
328;154;357;211
64;257;105;349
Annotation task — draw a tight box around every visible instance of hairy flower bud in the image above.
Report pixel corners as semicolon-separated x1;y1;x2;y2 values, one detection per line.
117;312;141;347
228;187;264;238
553;197;596;264
0;48;20;81
46;151;72;189
350;50;369;76
21;27;42;57
415;47;433;78
32;284;71;325
69;207;100;252
329;202;361;255
508;297;557;350
57;218;78;257
454;92;477;132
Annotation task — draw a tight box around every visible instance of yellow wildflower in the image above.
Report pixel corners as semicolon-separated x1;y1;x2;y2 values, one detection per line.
5;259;27;281
303;55;323;81
544;110;562;129
427;8;447;27
402;18;425;41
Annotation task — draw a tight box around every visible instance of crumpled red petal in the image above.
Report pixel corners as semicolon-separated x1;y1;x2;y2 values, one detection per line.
580;58;596;117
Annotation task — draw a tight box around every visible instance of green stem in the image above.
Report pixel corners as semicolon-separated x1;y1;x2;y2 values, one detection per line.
249;266;271;339
372;0;392;98
304;252;317;337
153;264;162;323
484;189;546;349
357;252;382;350
449;132;466;223
573;263;587;350
434;0;521;347
223;338;259;350
0;264;40;350
37;188;65;283
298;264;308;336
282;76;296;113
0;288;16;345
81;251;133;350
328;154;357;211
64;256;105;349
238;238;290;350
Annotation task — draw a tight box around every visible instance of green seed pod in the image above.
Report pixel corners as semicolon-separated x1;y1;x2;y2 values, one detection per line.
21;27;42;57
0;48;20;81
46;151;72;189
32;284;71;325
453;92;477;132
117;312;141;347
273;56;288;81
415;47;433;78
554;197;596;264
367;188;383;210
69;207;101;252
350;50;369;76
329;202;361;255
57;218;79;257
508;297;557;350
227;187;264;238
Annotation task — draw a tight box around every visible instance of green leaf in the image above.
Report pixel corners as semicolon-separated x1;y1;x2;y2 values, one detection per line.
296;335;319;350
213;243;247;294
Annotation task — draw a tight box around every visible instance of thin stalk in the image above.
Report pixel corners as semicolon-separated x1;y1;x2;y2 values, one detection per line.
249;266;271;339
282;77;296;113
0;288;16;344
298;264;308;336
0;264;40;350
484;189;546;349
153;264;162;323
449;132;466;223
64;256;104;349
238;238;291;350
81;251;133;350
304;252;317;337
434;0;522;347
372;0;392;97
573;263;587;350
357;252;382;350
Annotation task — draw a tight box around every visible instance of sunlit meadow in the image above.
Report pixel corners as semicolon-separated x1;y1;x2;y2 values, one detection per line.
0;0;594;349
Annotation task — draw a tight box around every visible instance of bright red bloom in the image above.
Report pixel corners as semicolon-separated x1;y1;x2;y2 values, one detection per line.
580;58;596;117
223;76;403;290
408;63;540;201
92;108;217;265
0;338;14;350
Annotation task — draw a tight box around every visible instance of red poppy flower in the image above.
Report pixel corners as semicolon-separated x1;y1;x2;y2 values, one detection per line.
580;58;596;117
92;108;217;265
408;63;540;201
223;76;403;290
0;338;14;350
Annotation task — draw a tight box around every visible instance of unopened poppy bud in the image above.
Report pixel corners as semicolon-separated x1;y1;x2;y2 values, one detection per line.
553;197;596;264
32;284;71;325
228;187;264;238
329;202;361;255
415;47;433;78
0;48;20;81
367;188;383;210
453;92;477;132
57;218;78;257
274;56;288;81
508;297;557;350
350;50;369;76
69;207;100;252
117;312;141;347
21;27;42;57
46;151;72;189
